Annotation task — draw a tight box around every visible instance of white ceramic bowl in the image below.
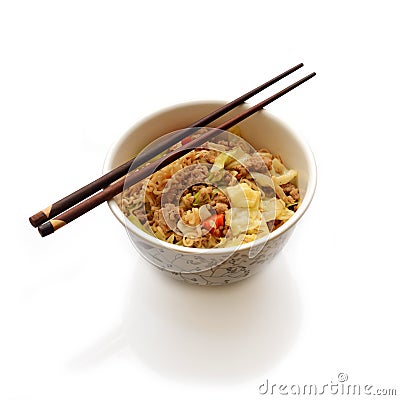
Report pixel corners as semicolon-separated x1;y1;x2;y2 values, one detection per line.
104;101;317;285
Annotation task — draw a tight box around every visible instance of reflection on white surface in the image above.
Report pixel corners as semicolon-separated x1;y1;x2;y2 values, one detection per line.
69;254;302;384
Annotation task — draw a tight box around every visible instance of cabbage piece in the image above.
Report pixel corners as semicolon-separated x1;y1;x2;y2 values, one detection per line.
210;147;249;174
211;151;232;171
224;147;249;166
261;198;277;222
272;158;286;175
276;203;294;221
177;219;198;237
226;182;261;209
217;233;246;248
273;169;297;186
199;204;212;222
262;198;294;223
251;171;273;188
225;207;262;237
271;156;297;186
273;181;291;204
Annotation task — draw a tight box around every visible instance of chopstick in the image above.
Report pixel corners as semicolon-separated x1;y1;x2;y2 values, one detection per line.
37;72;316;237
29;63;304;228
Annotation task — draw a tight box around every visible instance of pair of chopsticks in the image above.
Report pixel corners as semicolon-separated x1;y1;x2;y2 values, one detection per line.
29;63;316;237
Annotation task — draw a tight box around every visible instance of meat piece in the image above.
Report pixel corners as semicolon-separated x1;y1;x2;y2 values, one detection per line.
133;208;148;224
289;188;300;201
215;202;229;214
161;203;181;231
162;164;210;203
260;155;272;170
214;192;229;205
246;155;265;171
281;182;296;193
281;183;300;201
247;153;272;172
231;164;249;178
153;203;181;234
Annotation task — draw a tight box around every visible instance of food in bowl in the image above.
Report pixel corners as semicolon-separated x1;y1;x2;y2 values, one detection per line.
104;101;316;285
117;127;300;249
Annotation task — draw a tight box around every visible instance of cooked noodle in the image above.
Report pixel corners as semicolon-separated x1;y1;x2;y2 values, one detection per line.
117;128;300;248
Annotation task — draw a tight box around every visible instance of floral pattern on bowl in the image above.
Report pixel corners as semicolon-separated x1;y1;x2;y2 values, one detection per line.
128;226;293;285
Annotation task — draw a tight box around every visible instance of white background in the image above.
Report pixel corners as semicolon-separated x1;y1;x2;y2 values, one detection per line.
1;1;399;399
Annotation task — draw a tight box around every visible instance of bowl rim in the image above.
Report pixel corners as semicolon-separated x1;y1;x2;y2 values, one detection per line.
104;100;317;254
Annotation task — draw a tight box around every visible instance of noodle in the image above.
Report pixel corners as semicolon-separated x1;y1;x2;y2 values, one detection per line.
118;132;300;249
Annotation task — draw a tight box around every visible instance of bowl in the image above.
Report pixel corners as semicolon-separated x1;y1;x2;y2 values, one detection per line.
103;101;317;285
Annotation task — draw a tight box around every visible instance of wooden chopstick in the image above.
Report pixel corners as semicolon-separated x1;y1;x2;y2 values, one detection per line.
28;63;304;228
37;72;316;237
